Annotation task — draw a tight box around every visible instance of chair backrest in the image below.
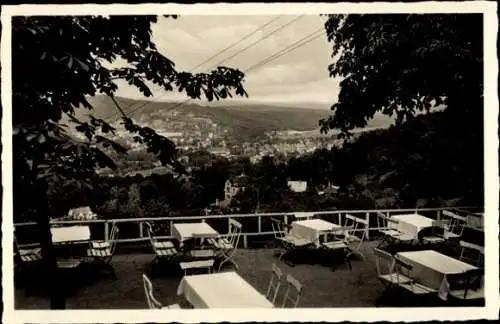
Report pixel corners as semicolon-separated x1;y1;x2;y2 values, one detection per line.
373;248;395;277
271;218;285;239
190;249;215;259
109;222;119;241
282;274;302;308
110;227;120;256
180;259;214;275
393;255;413;281
228;218;242;248
145;222;154;240
376;212;389;228
142;274;162;309
266;263;283;305
447;268;484;299
459;240;484;266
344;214;367;247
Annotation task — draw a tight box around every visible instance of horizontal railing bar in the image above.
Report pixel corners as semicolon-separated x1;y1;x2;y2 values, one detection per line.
13;206;483;227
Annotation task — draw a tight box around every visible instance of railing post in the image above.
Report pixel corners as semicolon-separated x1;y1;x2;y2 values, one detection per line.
169;220;173;236
284;215;288;225
257;215;262;233
104;221;109;241
365;212;370;241
139;222;143;238
243;234;248;248
436;210;441;223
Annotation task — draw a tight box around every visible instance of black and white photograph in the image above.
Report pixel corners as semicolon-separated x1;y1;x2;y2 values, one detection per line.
2;2;498;323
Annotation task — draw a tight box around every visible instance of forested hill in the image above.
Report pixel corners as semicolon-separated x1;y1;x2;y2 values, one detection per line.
72;95;393;141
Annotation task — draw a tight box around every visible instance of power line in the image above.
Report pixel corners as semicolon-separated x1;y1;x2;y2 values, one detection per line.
102;16;286;121
120;16;309;119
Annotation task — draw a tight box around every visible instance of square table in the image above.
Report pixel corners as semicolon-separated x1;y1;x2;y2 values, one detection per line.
396;250;478;299
172;222;219;246
50;226;91;244
289;219;342;247
390;213;435;239
177;271;274;308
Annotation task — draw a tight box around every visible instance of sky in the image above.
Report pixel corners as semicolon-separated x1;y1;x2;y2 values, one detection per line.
112;15;340;109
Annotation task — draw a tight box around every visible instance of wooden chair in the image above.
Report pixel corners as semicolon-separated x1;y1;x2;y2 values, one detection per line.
209;218;243;271
142;274;181;309
458;240;484;267
321;226;353;270
90;222;118;249
441;210;466;239
266;263;283;305
281;274;303;308
343;214;367;260
86;227;120;265
145;222;178;263
180;259;215;276
270;217;312;261
373;248;412;306
447;268;484;302
393;256;437;295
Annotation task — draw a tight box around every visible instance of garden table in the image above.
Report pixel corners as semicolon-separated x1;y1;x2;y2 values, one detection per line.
177;271;274;308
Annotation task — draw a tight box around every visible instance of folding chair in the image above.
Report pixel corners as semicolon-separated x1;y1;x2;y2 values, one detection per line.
376;213;413;248
343;214;367;261
442;210;466;239
281;274;303;308
266;263;283;305
180;259;215;276
14;236;42;264
87;227;120;265
447;268;484;303
90;222;118;249
393;256;437;295
145;222;178;263
321;226;353;270
458;240;484;267
373;248;412;306
142;273;181;309
270;217;312;261
419;225;446;245
209;218;242;271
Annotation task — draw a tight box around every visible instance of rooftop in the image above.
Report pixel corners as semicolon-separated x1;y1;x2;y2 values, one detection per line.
15;239;458;310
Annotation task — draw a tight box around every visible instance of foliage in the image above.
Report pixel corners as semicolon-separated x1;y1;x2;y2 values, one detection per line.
320;14;483;137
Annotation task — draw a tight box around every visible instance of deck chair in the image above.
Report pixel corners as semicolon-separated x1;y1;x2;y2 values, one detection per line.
446;268;484;302
90;222;118;249
14;236;42;264
458;240;484;267
209;218;242;271
393;255;437;296
145;222;178;263
87;227;119;263
266;263;283;305
142;273;181;309
418;225;446;245
180;259;215;276
270;217;312;261
373;248;412;306
281;274;303;308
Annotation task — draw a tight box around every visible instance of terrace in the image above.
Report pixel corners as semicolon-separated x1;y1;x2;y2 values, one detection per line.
14;207;484;309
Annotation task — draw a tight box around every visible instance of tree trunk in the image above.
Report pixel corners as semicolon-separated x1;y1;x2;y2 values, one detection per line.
34;180;66;309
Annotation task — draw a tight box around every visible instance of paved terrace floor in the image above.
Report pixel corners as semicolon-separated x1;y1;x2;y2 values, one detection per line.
15;240;460;309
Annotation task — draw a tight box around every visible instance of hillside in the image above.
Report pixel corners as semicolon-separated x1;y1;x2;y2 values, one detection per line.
70;95;392;142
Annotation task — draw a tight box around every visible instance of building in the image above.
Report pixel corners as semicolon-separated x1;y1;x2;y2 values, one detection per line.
288;180;308;193
224;173;248;201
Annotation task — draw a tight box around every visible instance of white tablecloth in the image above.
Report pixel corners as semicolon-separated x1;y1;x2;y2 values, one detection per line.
390;214;435;239
290;219;341;247
172;222;219;243
397;250;478;299
177;271;274;308
50;226;91;244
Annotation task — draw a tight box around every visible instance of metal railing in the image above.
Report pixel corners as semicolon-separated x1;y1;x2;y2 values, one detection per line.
14;206;483;249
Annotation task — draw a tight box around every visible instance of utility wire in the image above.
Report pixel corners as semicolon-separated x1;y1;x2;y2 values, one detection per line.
119;16;311;119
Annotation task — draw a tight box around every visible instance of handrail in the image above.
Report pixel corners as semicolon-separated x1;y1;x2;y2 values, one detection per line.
13;206;483;248
13;206;482;227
